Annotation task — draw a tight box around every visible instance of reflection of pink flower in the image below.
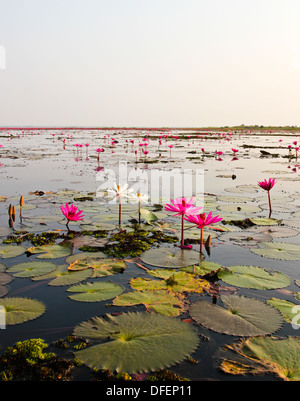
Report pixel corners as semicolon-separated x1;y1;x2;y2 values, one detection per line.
60;203;84;228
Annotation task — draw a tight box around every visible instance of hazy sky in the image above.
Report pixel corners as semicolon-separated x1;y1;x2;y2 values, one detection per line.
0;0;300;127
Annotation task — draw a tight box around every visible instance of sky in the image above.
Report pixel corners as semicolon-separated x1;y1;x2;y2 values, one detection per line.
0;0;300;128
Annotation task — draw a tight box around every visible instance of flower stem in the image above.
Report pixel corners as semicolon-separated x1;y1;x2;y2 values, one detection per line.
119;198;122;227
138;200;141;224
200;227;203;253
268;190;272;218
181;214;184;247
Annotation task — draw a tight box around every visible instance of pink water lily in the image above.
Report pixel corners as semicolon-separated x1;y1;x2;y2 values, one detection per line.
258;178;276;217
165;197;202;248
184;211;223;253
258;178;275;191
60;203;84;229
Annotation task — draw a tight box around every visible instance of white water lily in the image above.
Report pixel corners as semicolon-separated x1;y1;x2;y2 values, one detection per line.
106;183;133;200
128;192;149;204
106;183;133;227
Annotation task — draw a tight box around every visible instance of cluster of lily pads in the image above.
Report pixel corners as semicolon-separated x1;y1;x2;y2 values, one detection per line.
0;179;300;381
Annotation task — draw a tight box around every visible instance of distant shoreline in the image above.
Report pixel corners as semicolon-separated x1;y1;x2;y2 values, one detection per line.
0;126;300;132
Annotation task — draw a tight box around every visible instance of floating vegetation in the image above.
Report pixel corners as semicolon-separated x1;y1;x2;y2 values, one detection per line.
219;336;300;381
67;281;124;302
32;264;94;286
0;297;46;325
7;261;57;278
0;245;26;259
73;312;199;374
112;290;186;316
26;244;73;259
250;241;300;260
139;247;202;269
217;265;291;290
190;295;284;336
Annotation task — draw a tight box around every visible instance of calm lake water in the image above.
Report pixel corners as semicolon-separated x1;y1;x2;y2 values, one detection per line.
0;128;299;381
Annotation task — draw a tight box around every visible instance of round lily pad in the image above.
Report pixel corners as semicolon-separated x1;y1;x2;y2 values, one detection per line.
190;295;284;336
0;297;46;325
248;225;299;238
249;218;281;226
217;266;291;289
0;227;13;237
140;247;202;268
7;261;57;278
32;264;94;286
130;270;210;294
219;336;300;381
267;298;300;326
26;244;72;259
250;242;300;260
0;245;26;259
224;185;259;194
73;311;199;373
181;261;222;276
0;263;6;272
218;231;272;246
0;272;13;285
113;290;185;316
67;281;123;302
217;204;261;214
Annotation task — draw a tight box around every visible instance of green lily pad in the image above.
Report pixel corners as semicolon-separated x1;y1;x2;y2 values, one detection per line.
0;272;13;285
140;247;202;268
0;245;26;259
67;281;123;302
66;252;107;264
0;227;13;237
0;263;6;272
248;225;299;238
217;204;261;214
113;290;185;316
26;244;72;259
250;242;300;260
0;297;46;325
190;295;284;336
224;185;259;194
267;298;300;326
32;264;94;286
73;311;199;373
130;270;210;294
217;266;291;289
181;261;222;276
219;336;300;381
218;231;272;246
7;261;57;278
249;218;281;226
68;256;126;277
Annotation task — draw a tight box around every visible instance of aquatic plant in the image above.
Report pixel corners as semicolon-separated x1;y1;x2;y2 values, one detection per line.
129;192;148;224
257;178;276;217
60;203;84;229
184;211;223;253
106;183;133;227
164;197;202;248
